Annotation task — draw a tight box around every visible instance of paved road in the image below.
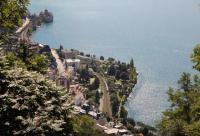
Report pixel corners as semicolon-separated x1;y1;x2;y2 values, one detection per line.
16;18;30;41
16;18;30;34
51;49;66;76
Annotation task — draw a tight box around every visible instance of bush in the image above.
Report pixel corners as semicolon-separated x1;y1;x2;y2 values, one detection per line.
110;93;120;116
0;65;73;135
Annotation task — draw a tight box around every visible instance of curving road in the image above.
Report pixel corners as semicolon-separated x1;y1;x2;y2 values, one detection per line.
16;18;30;41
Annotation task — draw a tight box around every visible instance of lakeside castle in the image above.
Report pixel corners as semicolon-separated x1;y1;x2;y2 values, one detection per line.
39;9;53;23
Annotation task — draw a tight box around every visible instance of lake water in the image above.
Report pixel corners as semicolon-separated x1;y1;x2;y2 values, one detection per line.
29;0;200;126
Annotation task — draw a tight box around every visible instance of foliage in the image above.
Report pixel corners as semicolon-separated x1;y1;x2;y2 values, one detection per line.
107;64;116;76
56;48;65;62
107;60;137;81
157;43;200;136
86;54;90;57
80;52;84;56
89;77;100;90
130;58;134;68
120;106;128;119
0;1;106;135
27;55;48;74
129;58;137;81
100;56;104;60
110;93;120;116
0;0;29;45
84;88;96;106
78;67;90;83
17;41;31;62
129;67;137;81
72;115;105;136
0;0;29;31
5;43;48;74
95;90;100;104
0;58;73;135
107;57;115;62
157;73;200;136
191;44;200;71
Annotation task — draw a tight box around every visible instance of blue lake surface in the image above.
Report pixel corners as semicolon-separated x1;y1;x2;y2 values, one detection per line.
29;0;200;126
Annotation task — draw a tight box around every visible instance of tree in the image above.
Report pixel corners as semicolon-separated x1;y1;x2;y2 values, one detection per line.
142;127;149;136
115;70;121;80
79;68;89;83
72;115;105;136
17;41;30;62
0;57;73;135
110;93;120;116
157;45;200;136
0;0;29;31
120;106;128;119
191;44;200;71
107;65;116;76
95;90;100;104
0;0;29;44
59;45;63;51
0;0;30;55
80;52;84;56
130;58;134;68
108;57;115;62
89;77;100;90
126;118;135;127
129;67;137;81
120;71;129;80
100;56;104;60
28;55;48;74
125;118;136;133
157;73;200;136
86;54;90;57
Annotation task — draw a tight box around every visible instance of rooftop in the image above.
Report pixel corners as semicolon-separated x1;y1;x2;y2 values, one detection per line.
104;128;119;135
66;59;80;63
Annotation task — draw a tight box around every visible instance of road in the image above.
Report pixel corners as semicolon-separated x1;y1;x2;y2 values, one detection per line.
16;18;30;41
51;49;66;76
94;72;112;118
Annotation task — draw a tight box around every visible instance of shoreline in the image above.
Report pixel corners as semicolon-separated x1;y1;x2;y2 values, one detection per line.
22;11;156;135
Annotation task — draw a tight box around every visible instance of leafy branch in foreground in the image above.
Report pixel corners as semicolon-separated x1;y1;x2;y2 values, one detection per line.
0;57;73;135
157;43;200;136
157;73;200;136
0;0;29;31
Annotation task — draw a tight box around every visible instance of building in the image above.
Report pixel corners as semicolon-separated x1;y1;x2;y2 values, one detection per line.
65;59;80;70
46;68;56;81
61;49;80;59
74;93;85;106
88;111;98;119
118;129;128;135
104;128;119;135
29;42;44;54
71;84;85;106
57;75;70;90
82;103;90;112
39;9;53;23
67;66;75;77
63;51;76;59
